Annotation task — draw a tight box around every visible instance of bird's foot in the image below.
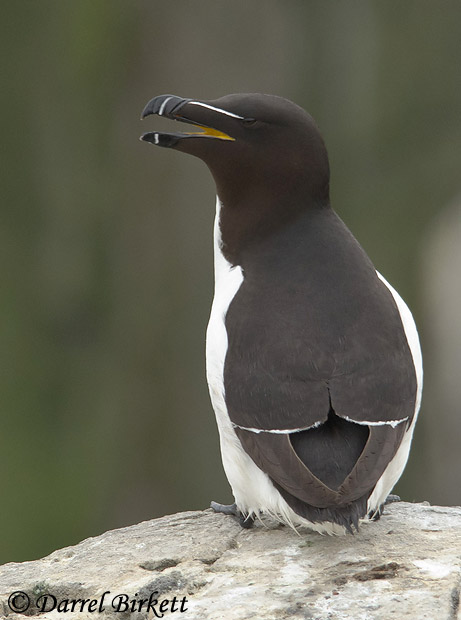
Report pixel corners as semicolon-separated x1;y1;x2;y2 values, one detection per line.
210;501;254;529
369;494;402;521
210;501;239;516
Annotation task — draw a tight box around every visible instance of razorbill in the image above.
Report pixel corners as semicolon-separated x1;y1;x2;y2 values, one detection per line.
140;93;423;534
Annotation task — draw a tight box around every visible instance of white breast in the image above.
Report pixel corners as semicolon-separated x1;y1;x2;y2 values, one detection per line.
205;198;277;514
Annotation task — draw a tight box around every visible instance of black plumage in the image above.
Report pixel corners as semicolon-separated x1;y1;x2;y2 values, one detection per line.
141;93;421;533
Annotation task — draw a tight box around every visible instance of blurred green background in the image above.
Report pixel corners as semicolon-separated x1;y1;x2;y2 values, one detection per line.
1;1;461;564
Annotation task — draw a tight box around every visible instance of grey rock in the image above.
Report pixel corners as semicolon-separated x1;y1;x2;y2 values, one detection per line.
1;503;461;619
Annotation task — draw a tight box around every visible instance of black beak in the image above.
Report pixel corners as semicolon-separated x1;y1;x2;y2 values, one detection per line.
141;95;191;121
140;95;192;147
140;94;235;148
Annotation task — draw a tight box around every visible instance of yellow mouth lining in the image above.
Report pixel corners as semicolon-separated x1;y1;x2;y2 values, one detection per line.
184;125;234;141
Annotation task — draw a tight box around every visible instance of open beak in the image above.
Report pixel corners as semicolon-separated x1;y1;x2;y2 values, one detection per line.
140;94;235;148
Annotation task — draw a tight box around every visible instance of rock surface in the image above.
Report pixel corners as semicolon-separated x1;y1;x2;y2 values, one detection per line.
1;502;460;619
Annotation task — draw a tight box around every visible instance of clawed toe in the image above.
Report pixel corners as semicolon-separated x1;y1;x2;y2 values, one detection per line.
210;501;254;529
210;501;239;516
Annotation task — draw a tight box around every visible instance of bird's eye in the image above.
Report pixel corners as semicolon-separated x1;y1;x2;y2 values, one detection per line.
242;117;257;127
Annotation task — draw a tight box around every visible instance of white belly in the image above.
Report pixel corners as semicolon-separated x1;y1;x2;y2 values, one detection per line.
206;197;315;529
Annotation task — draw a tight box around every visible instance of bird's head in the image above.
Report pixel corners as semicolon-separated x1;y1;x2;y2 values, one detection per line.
141;93;330;206
141;93;330;263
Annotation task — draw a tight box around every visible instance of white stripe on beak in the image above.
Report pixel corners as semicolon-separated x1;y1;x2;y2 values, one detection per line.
187;101;244;120
158;96;174;116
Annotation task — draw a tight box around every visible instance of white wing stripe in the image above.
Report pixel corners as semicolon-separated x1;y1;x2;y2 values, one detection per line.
232;421;323;434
